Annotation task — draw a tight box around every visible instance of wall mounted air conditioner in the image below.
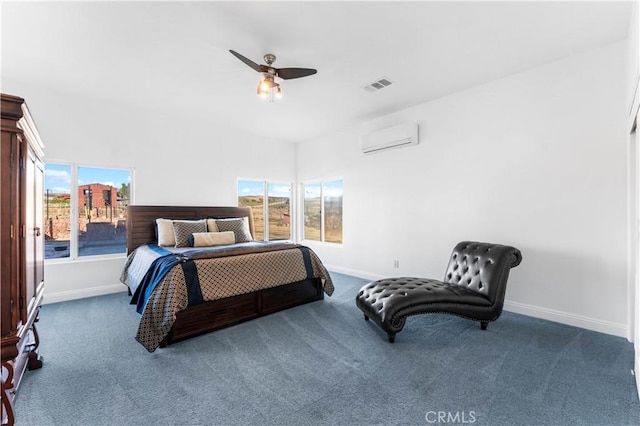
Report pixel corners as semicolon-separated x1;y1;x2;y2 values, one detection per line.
360;123;419;154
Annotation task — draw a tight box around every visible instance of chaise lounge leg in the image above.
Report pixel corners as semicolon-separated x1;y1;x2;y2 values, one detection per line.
364;314;369;321
480;321;488;330
387;333;395;343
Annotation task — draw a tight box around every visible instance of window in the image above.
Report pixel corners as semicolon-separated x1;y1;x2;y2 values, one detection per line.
44;164;71;259
238;180;291;241
302;179;343;244
323;180;344;243
268;183;292;240
44;163;132;260
303;183;321;241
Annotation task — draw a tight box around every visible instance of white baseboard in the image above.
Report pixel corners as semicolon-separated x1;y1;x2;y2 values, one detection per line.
327;267;628;338
43;284;127;305
326;265;385;282
503;300;627;338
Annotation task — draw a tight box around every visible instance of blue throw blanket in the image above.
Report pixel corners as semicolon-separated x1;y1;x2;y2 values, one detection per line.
131;251;186;314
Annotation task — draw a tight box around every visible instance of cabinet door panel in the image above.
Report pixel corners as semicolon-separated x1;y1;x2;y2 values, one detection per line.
23;141;34;325
23;143;43;320
32;149;44;291
0;132;20;336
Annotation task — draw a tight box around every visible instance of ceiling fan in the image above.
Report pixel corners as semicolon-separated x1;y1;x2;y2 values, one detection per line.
229;49;317;100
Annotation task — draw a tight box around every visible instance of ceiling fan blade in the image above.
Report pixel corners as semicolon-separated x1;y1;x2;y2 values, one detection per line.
276;67;318;80
229;50;264;73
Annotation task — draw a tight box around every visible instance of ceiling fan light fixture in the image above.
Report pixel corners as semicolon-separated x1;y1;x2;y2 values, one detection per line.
257;76;281;101
230;49;316;103
260;76;275;90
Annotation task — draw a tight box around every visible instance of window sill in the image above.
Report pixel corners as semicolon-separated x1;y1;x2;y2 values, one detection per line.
300;239;344;248
45;253;127;264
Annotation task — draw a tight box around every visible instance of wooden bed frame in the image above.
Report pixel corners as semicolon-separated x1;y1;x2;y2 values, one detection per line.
126;205;324;347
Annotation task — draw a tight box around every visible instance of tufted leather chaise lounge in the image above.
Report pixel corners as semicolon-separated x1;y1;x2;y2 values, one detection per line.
355;241;522;343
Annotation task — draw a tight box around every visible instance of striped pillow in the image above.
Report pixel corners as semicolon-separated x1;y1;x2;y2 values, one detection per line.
173;220;207;247
215;217;252;243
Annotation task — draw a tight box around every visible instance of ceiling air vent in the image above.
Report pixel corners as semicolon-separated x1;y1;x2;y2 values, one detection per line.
363;77;393;93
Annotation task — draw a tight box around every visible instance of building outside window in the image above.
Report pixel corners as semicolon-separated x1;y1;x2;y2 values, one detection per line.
44;163;132;259
238;180;292;241
302;179;343;244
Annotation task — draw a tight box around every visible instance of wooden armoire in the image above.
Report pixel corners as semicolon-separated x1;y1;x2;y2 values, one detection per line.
1;94;45;426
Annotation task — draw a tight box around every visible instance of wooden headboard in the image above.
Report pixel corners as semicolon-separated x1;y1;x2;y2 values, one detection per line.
126;205;255;254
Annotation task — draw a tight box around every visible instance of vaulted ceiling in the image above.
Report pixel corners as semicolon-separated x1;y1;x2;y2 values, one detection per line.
1;1;632;143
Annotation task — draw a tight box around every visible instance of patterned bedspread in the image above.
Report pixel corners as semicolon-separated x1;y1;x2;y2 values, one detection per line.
120;242;334;352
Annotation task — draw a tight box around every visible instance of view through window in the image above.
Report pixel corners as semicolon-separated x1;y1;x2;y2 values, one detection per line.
303;183;321;241
238;180;291;241
268;182;292;240
323;180;344;243
44;163;131;259
303;179;343;244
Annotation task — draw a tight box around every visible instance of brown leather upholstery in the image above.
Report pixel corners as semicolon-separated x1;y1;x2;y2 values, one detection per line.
355;241;522;342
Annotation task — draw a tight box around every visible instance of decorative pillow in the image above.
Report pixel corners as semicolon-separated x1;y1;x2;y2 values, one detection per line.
206;219;219;233
156;218;176;247
189;231;235;247
173;220;207;247
215;217;252;243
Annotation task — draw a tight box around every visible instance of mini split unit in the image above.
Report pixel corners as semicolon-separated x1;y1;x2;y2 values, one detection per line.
360;123;419;154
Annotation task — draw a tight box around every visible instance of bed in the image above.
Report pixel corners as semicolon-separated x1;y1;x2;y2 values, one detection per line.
121;205;334;352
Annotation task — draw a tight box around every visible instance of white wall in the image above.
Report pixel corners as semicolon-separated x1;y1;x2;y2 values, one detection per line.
3;41;629;336
626;0;640;397
628;2;639;122
1;81;297;303
297;41;629;336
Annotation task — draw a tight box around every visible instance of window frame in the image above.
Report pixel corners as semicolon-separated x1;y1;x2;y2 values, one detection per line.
237;178;294;242
44;161;134;263
300;178;344;245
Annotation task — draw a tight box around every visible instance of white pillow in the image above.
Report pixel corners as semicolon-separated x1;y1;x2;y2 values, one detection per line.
156;218;176;247
191;231;235;247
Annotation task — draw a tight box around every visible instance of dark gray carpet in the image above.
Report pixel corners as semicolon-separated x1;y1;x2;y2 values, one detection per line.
14;272;640;425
